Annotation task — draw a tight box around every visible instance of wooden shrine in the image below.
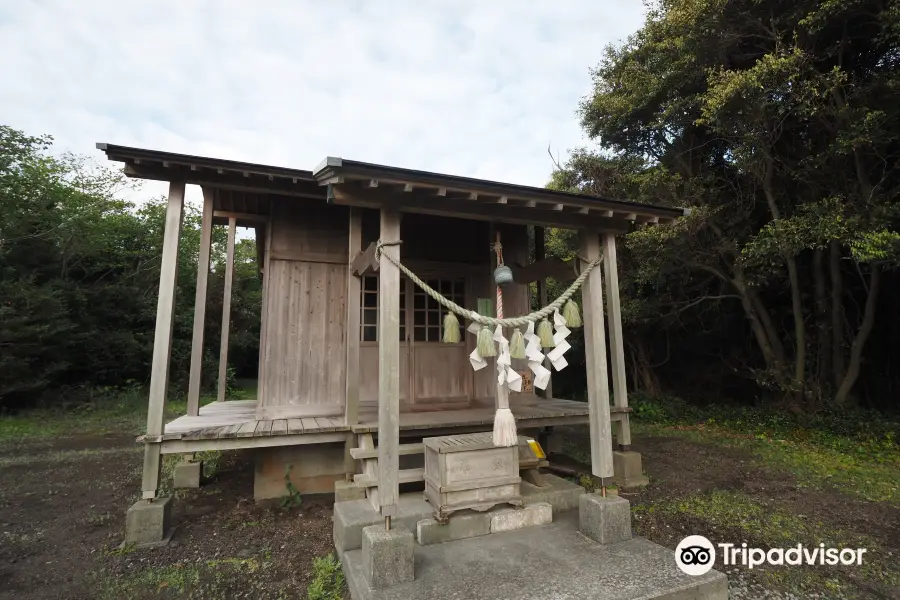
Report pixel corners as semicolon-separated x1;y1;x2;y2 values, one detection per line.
95;144;686;542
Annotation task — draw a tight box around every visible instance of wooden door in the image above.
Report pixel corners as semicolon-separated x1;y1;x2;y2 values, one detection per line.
408;276;472;410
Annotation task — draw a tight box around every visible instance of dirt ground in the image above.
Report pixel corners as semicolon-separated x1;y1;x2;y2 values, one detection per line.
0;435;335;600
1;427;898;599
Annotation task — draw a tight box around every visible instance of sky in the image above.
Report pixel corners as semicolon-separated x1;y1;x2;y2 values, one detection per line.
1;1;646;211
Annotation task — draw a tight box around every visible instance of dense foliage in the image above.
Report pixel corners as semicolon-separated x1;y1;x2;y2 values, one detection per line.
0;126;261;409
550;0;900;411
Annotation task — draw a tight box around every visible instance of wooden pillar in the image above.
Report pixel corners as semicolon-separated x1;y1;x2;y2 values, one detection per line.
377;209;401;519
217;218;237;403
256;215;273;406
142;181;186;499
603;233;631;448
345;208;362;426
579;230;614;479
534;226;553;399
187;187;215;416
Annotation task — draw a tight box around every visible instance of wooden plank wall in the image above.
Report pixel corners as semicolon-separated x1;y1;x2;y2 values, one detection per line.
257;200;349;419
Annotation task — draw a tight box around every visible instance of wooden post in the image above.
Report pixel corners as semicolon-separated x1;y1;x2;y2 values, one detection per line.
579;230;614;479
142;181;186;499
603;233;631;448
187;188;215;416
377;209;401;519
256;214;273;405
345;208;362;426
217;218;237;403
534;226;553;399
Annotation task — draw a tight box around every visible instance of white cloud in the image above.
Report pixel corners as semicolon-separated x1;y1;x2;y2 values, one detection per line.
1;0;646;209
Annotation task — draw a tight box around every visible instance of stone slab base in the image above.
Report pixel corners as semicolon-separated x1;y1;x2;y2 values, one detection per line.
521;472;585;515
125;497;174;547
416;502;553;546
335;480;367;503
580;493;632;545
334;495;434;558
343;512;728;600
362;525;415;589
613;451;649;489
173;461;202;489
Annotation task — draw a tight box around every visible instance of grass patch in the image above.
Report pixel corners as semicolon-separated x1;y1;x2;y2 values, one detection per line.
97;552;275;600
0;390;215;444
307;554;346;600
635;490;900;596
630;394;900;504
636;421;900;504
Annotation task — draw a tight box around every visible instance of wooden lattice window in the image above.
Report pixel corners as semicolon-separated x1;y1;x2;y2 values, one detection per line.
360;276;407;342
413;279;465;342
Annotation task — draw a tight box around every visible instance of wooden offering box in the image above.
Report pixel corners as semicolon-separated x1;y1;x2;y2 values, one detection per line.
423;432;523;521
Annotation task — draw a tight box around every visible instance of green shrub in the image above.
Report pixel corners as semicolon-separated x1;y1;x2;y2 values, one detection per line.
307;554;345;600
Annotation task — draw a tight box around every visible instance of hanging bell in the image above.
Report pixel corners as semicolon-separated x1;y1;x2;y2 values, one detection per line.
494;264;514;285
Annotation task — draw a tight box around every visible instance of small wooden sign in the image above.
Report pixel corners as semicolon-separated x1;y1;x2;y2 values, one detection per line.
518;370;533;393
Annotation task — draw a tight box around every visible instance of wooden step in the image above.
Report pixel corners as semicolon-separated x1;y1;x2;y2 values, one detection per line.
353;468;424;487
350;442;424;460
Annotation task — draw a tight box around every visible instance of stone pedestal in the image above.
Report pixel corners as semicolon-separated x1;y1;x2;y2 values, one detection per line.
361;525;415;589
613;450;649;489
579;493;631;545
125;496;173;546
173;461;202;489
334;480;366;503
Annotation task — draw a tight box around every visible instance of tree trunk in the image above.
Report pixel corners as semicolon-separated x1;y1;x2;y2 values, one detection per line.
731;273;781;374
834;265;881;406
629;337;661;396
813;248;831;391
762;159;806;398
830;241;845;388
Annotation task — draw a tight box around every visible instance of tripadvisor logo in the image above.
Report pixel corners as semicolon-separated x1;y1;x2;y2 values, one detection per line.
675;536;868;575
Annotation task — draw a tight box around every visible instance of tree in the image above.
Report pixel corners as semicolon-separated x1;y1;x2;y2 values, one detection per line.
552;0;900;409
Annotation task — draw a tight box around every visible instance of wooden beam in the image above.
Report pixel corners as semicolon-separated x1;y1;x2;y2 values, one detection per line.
124;163;325;199
217;218;237;403
187;188;214;416
346;208;362;426
579;230;614;479
142;181;185;499
212;210;268;224
510;257;578;284
603;233;631;447
377;209;402;518
330;186;631;232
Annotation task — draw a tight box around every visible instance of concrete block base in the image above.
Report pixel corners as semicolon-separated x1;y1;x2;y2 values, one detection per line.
343;512;728;600
335;480;366;503
334;495;433;558
173;461;202;489
416;510;491;546
362;525;415;589
254;443;345;499
613;451;649;489
125;497;173;546
579;493;631;545
490;502;552;533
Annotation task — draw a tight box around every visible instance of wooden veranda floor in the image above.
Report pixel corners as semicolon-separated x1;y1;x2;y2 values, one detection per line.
145;396;611;453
